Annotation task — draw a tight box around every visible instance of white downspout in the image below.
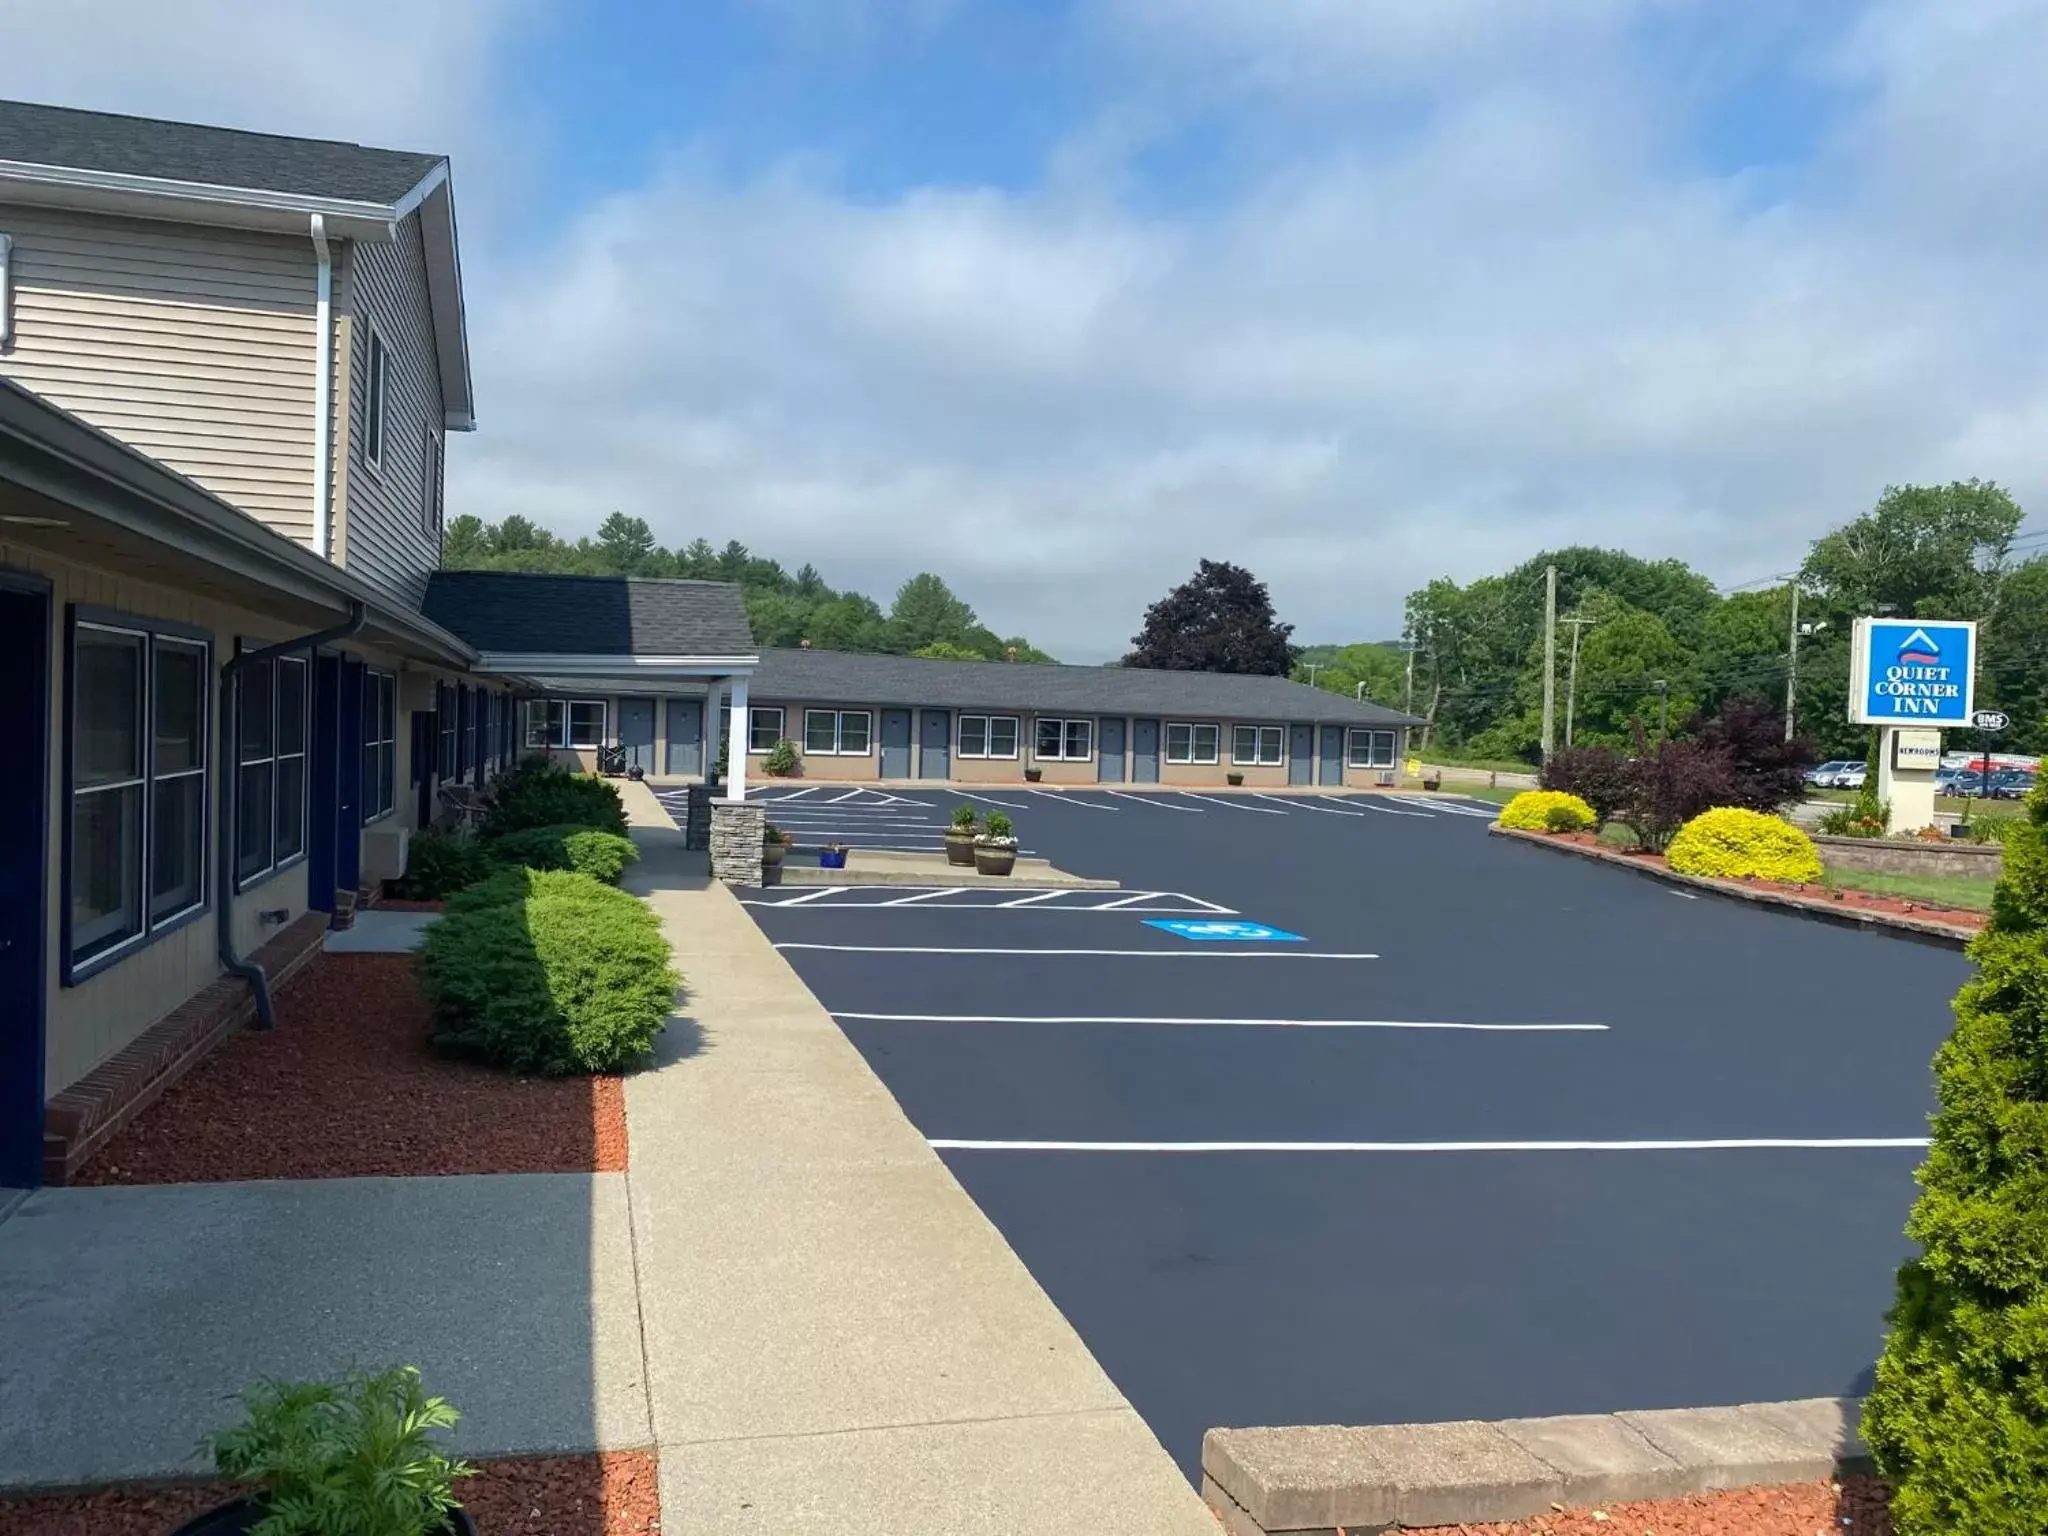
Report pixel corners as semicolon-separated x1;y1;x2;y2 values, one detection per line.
309;213;334;560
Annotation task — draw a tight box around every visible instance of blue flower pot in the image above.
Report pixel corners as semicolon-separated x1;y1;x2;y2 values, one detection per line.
819;849;849;869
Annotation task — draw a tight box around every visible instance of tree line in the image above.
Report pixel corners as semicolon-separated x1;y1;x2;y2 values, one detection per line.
440;512;1056;663
1328;480;2044;760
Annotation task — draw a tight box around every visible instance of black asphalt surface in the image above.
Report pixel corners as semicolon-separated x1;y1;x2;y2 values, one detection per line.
738;786;1968;1479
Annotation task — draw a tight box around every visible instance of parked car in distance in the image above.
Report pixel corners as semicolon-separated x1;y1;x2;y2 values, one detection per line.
1836;763;1869;790
1807;760;1857;788
1936;768;1980;797
1988;769;2037;800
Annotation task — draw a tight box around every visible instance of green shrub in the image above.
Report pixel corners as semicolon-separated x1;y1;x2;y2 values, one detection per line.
390;832;492;900
488;822;640;885
1543;801;1593;834
1498;789;1597;832
480;758;626;839
980;809;1016;844
1864;777;2048;1531
209;1365;471;1536
951;803;979;830
1665;807;1823;883
418;868;676;1075
762;738;798;776
1818;800;1890;838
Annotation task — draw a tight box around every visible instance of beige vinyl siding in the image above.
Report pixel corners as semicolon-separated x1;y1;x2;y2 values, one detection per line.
0;204;319;539
338;211;444;610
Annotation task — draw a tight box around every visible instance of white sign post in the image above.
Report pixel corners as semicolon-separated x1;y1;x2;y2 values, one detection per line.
1849;618;1978;834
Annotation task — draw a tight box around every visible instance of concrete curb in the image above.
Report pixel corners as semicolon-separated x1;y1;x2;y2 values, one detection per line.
1202;1397;1869;1533
1490;824;1979;949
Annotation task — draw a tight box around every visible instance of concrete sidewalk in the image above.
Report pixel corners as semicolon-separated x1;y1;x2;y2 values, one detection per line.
620;783;1215;1535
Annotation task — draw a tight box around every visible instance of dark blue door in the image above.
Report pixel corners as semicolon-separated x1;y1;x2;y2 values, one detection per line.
1320;725;1344;786
309;654;341;913
665;697;702;776
880;710;912;778
337;661;364;897
412;710;435;830
619;697;656;773
918;709;950;779
1096;717;1126;782
1131;719;1160;783
0;578;49;1186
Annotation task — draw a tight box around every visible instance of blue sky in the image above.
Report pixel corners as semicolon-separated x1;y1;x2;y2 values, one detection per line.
5;0;2048;659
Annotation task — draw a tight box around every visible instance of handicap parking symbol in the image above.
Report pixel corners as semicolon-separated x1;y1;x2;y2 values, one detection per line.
1144;919;1305;942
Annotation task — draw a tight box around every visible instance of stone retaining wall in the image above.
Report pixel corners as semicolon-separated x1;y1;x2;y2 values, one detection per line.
1815;832;2002;878
709;801;766;887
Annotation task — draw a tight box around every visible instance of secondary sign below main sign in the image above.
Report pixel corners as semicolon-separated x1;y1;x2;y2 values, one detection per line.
1973;710;2010;732
1849;618;1977;727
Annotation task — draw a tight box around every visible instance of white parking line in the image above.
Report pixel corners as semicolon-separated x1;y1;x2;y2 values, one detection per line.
1255;793;1366;816
778;944;1379;957
1107;790;1201;812
929;1137;1932;1153
878;888;978;906
943;788;1032;811
823;789;873;804
752;786;823;802
1175;792;1286;814
774;886;847;905
1383;794;1497;818
999;889;1075;907
834;1013;1606;1030
1667;890;1700;900
1330;795;1434;818
1025;789;1117;809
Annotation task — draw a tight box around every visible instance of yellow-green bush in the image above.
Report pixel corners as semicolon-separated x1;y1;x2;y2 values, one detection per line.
1498;789;1596;832
1664;806;1823;884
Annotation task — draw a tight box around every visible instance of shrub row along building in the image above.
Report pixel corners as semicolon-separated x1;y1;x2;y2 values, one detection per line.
0;99;1419;1189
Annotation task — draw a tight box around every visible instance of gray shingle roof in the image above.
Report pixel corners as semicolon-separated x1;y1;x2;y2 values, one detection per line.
750;648;1424;726
0;99;443;204
423;572;757;658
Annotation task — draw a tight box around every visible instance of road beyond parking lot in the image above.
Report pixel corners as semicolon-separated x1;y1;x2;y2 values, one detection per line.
738;785;1966;1479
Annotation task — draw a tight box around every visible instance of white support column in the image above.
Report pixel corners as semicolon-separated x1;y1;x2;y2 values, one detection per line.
702;681;723;786
726;676;749;802
1879;725;1941;833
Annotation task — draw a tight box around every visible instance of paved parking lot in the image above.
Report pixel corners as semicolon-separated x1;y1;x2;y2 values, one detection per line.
737;786;1968;1479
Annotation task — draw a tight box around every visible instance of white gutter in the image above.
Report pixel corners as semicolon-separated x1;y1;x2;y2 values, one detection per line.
309;213;334;560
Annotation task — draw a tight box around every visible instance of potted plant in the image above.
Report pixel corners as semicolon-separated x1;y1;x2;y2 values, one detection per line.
946;804;980;866
1024;766;1043;783
174;1366;474;1535
1422;774;1442;792
763;822;788;866
974;811;1018;876
819;841;850;870
1225;771;1245;787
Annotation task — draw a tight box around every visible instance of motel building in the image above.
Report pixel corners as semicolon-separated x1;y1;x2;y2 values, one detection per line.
0;100;1422;1195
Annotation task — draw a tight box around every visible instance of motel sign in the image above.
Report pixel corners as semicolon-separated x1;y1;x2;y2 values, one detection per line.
1849;618;1977;728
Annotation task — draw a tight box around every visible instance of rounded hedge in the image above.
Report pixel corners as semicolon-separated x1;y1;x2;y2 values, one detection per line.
481;760;627;840
1498;789;1596;833
417;868;676;1075
390;832;493;900
489;822;640;885
1665;807;1823;884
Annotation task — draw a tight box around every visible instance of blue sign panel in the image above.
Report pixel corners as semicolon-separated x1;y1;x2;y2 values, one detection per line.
1145;919;1305;942
1850;618;1976;727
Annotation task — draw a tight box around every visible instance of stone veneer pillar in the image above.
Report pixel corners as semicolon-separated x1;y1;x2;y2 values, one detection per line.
710;801;767;886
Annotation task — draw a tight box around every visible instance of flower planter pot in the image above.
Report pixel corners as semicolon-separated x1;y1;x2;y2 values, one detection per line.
1024;768;1043;783
1225;774;1244;787
818;848;849;870
945;831;978;867
171;1500;476;1536
974;845;1017;876
763;840;787;867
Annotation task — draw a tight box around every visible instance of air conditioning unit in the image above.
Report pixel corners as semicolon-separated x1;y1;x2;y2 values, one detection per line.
1377;771;1396;787
362;826;411;883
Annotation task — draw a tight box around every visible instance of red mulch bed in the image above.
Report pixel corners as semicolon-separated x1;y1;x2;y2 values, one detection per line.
1409;1474;1890;1534
1536;830;1986;932
74;954;628;1184
0;1451;661;1536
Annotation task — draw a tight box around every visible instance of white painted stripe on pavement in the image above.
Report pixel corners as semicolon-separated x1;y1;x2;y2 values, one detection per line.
1025;788;1117;809
1175;792;1286;814
1107;790;1202;812
778;944;1379;957
774;886;847;905
1255;793;1367;816
833;1013;1606;1030
943;788;1032;810
878;887;976;905
929;1137;1932;1154
998;889;1075;907
1667;889;1700;900
1334;795;1434;818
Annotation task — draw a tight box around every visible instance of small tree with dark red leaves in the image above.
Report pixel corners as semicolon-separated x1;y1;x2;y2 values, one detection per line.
1618;735;1738;852
1539;745;1632;825
1689;696;1817;813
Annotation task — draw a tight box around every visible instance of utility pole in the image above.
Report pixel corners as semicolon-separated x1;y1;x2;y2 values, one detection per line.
1540;563;1558;762
1302;662;1323;689
1560;613;1595;746
1403;627;1416;715
1655;679;1671;741
1783;582;1800;742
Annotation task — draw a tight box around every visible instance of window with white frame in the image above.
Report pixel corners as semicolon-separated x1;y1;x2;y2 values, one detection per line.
68;620;211;972
958;714;1020;759
363;670;396;822
567;700;606;749
1165;722;1220;765
364;326;388;468
236;653;308;886
421;428;442;536
525;698;564;749
748;706;785;753
1232;725;1285;766
804;708;871;755
1035;716;1094;761
1348;728;1399;769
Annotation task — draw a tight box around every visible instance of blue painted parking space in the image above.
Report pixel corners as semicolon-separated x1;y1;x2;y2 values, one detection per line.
741;787;1967;1479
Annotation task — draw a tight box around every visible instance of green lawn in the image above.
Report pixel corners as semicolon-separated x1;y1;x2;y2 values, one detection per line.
1807;788;2022;819
1825;869;1996;913
1422;753;1540;777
